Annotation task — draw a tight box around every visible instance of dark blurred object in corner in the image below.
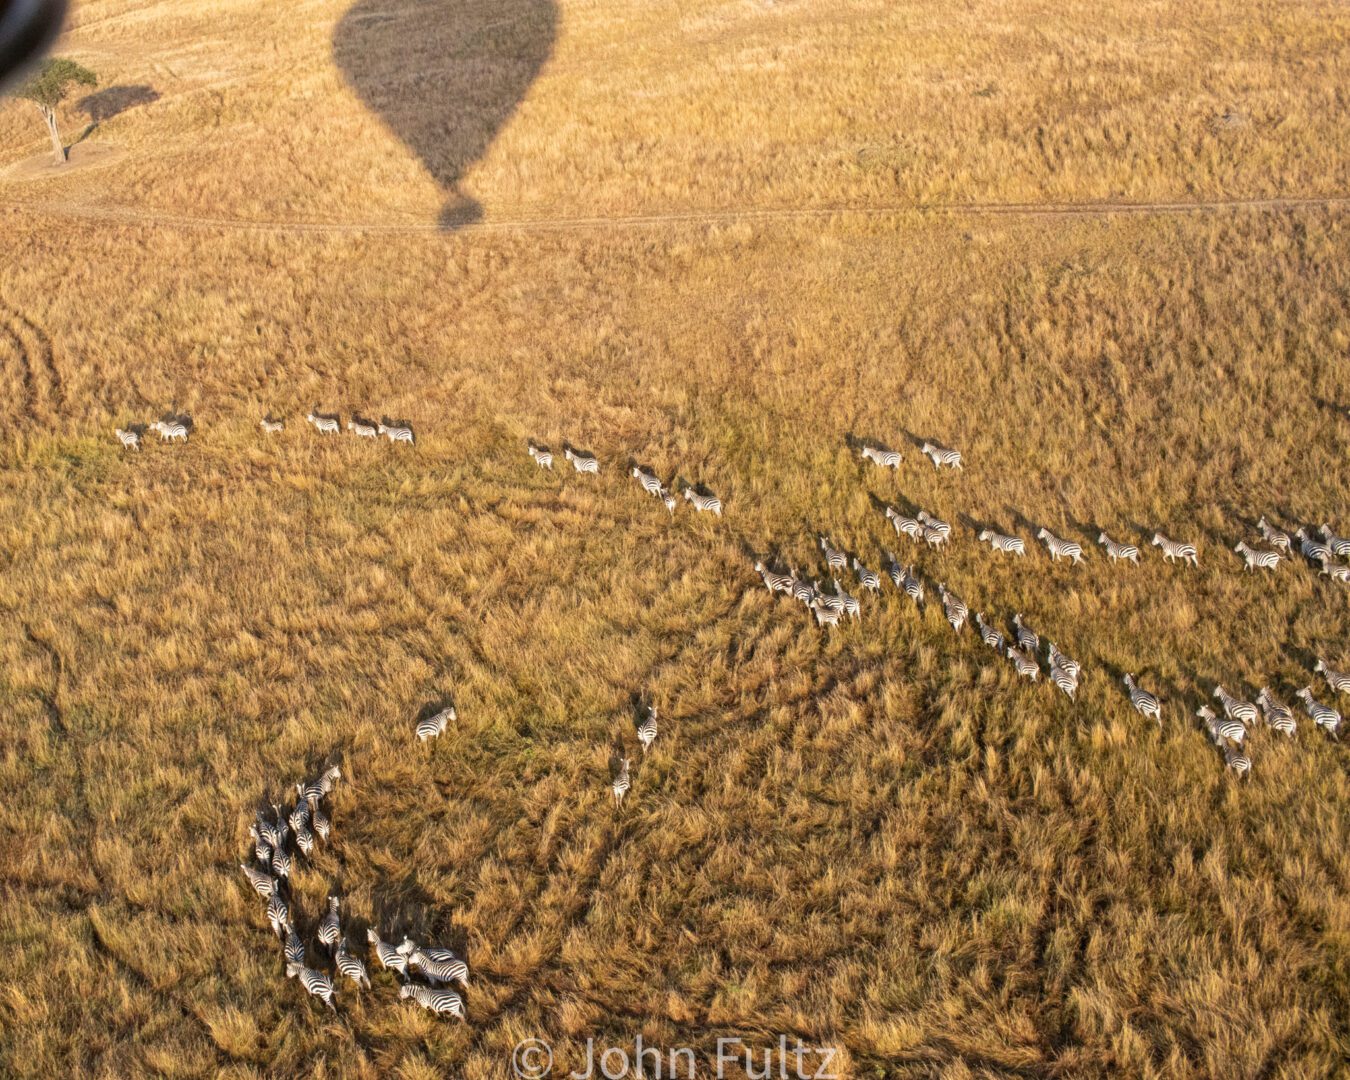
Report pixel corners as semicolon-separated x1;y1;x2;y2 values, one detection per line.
0;0;67;92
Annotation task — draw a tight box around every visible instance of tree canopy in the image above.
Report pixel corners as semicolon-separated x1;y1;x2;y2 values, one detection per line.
12;58;97;111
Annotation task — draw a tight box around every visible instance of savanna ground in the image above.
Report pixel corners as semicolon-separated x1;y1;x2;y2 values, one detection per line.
2;0;1350;1077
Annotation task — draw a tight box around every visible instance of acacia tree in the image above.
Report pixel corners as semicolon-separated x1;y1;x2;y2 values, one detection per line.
12;58;97;165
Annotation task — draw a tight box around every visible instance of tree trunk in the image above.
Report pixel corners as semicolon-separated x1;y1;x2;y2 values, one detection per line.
42;107;65;165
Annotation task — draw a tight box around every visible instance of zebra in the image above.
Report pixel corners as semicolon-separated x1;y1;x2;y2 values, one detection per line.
318;897;342;954
294;822;314;857
1151;533;1198;566
1197;704;1246;746
937;583;967;633
115;427;141;451
308;799;331;843
1011;613;1039;654
527;444;554;469
851;556;881;593
1049;661;1078;701
1123;674;1161;724
399;983;465;1019
753;561;793;594
860;445;902;469
661;489;678;516
917;511;950;540
978;530;1025;556
819;536;847;572
260;417;285;434
282;921;305;968
884;506;922;539
296;778;325;806
919;525;947;549
306;411;340;435
1007;646;1039;682
975;613;1004;651
368;929;409;979
1319;524;1350;558
1256;689;1297;737
632;467;663;497
334;941;371;989
315;764;341;797
255;811;281;853
287;799;310;835
899;565;923;609
407;950;470;989
1221;743;1252;779
1257;516;1291;552
1098;533;1140;564
267;892;290;939
920;442;962;470
286;963;336;1011
1038;528;1085;564
378;421;415;445
271;803;289;850
789;571;816;606
398;938;460;964
684;487;723;516
1234;542;1281;572
813;582;846;616
248;825;271;867
810;598;844;628
612;757;632;806
417;705;455;742
149;419;189;442
1297;688;1342;739
1317;554;1350;582
833;579;861;620
884;551;903;591
564;446;600;474
1213;686;1258;726
1315;659;1350;695
269;845;292;881
636;706;658;754
347;418;378;438
1294;529;1330;564
1047;643;1080;681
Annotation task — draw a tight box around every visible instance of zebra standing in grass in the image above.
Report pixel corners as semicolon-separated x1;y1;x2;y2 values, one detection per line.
920;442;962;470
819;536;847;572
1197;704;1246;746
260;417;285;434
612;757;632;805
378;420;415;445
1038;528;1085;564
417;704;456;742
899;565;923;609
1222;743;1253;779
334;941;371;989
282;922;305;968
975;613;1004;652
306;411;340;435
814;582;846;617
315;764;342;799
1007;646;1039;682
368;929;409;979
1011;613;1039;654
937;583;967;633
1213;686;1258;726
917;511;951;541
979;529;1025;556
1123;674;1161;724
1258;516;1291;552
249;825;271;867
860;445;902;469
408;950;470;989
1152;533;1198;566
885;506;922;539
754;561;794;594
851;556;881;593
1047;643;1080;682
1049;659;1078;701
286;964;336;1010
1256;689;1297;737
527;443;554;469
811;597;844;628
1295;529;1331;564
661;488;678;515
149;419;189;442
1315;659;1350;696
115;427;141;451
1098;533;1140;564
684;487;723;516
789;571;816;607
636;707;658;754
1319;525;1350;558
400;983;465;1018
564;446;600;474
1317;554;1350;582
1234;542;1282;572
833;579;861;620
308;798;330;843
269;845;292;881
267;893;289;939
1298;689;1343;739
347;418;378;438
632;466;663;497
884;551;903;591
318;897;342;954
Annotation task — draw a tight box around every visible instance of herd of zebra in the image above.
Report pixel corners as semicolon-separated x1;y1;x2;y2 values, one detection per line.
238;765;470;1017
113;409;418;448
526;440;725;516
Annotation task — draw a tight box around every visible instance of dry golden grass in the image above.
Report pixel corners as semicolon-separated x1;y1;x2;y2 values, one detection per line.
2;0;1350;1078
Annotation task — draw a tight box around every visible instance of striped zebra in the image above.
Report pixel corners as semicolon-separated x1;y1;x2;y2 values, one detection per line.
282;922;305;968
1097;533;1139;564
316;764;342;797
978;529;1025;556
1007;646;1039;682
306;411;340;435
417;704;455;742
318;897;342;953
789;571;816;607
851;556;881;593
920;442;962;470
612;757;632;805
287;801;309;839
271;803;289;850
1298;689;1342;739
819;536;847;572
1151;533;1198;566
564;446;600;474
398;939;460;964
1049;661;1078;701
1294;529;1330;563
1317;554;1350;582
1123;674;1161;724
347;418;378;438
1197;704;1246;746
1213;686;1258;725
661;488;678;515
860;445;902;469
1315;659;1350;695
286;963;336;1011
1038;528;1085;564
917;511;950;540
149;419;189;442
1011;613;1039;654
937;583;967;633
813;582;846;616
632;466;663;497
399;983;465;1019
975;613;1004;651
1319;525;1350;558
260;417;285;434
408;950;470;989
267;892;289;939
918;525;946;549
249;825;271;866
810;598;844;628
899;565;923;609
1234;542;1281;572
334;941;371;989
294;821;314;857
378;421;415;445
308;799;331;843
636;707;658;754
684;487;723;516
115;427;141;451
1257;516;1291;552
1047;643;1080;681
753;561;794;594
884;506;922;539
884;551;903;590
1221;743;1252;780
1256;689;1297;737
527;444;554;469
270;845;292;880
833;579;861;619
368;929;409;978
296;777;325;805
